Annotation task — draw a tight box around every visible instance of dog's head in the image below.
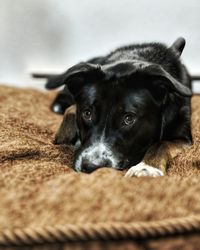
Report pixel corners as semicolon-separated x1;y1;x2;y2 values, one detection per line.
48;39;192;173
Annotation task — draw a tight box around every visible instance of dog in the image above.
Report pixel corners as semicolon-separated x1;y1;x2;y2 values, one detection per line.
42;37;193;177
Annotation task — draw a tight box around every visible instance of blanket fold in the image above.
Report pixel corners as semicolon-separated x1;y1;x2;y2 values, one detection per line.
0;85;200;249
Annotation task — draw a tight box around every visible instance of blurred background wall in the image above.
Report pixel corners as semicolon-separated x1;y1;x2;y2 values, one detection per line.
0;0;199;91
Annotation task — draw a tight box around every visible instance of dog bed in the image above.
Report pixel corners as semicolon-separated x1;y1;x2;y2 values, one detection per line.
0;85;200;250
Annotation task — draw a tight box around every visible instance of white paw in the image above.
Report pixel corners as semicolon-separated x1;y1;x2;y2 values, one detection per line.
125;162;164;177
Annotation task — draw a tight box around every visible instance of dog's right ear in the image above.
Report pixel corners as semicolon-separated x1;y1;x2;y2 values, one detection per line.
45;62;103;95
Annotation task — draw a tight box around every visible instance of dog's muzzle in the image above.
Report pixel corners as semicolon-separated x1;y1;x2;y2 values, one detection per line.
74;141;119;173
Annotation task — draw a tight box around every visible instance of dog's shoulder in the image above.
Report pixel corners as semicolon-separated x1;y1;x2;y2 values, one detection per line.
87;43;171;64
105;42;170;64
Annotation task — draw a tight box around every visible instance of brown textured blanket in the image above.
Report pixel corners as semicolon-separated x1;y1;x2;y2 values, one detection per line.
0;85;200;249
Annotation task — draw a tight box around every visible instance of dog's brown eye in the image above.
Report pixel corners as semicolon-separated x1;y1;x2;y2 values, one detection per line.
82;109;92;121
123;113;136;126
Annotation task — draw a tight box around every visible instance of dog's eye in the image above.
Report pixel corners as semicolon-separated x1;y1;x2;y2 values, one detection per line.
82;109;92;121
123;113;136;126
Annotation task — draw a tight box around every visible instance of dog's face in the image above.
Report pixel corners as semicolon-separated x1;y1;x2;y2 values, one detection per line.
74;76;163;172
48;60;192;173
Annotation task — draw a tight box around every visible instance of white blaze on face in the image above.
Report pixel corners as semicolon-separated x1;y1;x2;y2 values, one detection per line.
74;141;118;172
75;105;120;172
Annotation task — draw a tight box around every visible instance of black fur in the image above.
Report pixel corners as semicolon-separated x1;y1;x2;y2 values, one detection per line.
44;38;192;173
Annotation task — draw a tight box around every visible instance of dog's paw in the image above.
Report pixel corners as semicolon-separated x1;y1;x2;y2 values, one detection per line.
125;162;164;177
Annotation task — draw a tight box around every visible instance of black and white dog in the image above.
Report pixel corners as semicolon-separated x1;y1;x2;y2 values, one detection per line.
42;37;193;177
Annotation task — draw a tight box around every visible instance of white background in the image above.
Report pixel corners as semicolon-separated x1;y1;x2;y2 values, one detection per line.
0;0;199;91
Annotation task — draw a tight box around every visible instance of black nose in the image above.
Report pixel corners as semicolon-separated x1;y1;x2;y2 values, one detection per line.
81;159;111;173
81;160;99;173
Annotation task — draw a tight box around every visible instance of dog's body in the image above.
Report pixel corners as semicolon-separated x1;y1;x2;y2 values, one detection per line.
44;37;192;176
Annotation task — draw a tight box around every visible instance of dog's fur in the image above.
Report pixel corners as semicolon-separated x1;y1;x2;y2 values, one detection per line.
45;37;193;176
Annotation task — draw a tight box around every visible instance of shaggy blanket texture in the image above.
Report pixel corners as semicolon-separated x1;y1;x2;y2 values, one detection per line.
0;85;200;249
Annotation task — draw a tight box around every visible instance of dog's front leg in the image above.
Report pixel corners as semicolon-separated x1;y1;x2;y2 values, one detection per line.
54;104;78;145
125;142;187;177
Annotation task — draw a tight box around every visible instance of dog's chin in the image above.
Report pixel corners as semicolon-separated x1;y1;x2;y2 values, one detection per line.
112;160;130;171
73;156;143;173
113;157;144;171
74;165;120;174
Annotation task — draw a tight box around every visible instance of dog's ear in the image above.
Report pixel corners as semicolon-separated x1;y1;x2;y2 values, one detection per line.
101;61;191;97
141;64;192;97
54;105;78;145
45;62;103;95
170;37;186;57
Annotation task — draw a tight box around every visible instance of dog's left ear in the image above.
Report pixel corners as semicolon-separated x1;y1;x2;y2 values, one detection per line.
142;64;192;97
170;37;186;57
45;62;103;95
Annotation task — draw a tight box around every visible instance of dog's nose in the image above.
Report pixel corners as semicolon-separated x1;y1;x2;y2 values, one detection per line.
81;159;111;173
81;160;99;173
